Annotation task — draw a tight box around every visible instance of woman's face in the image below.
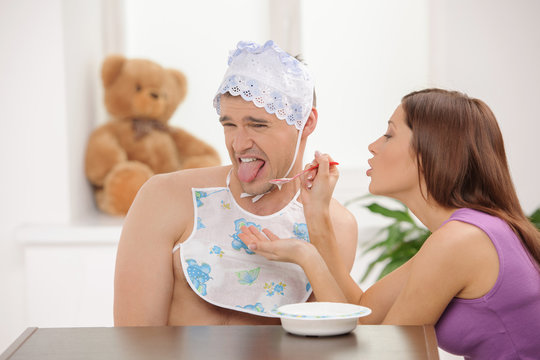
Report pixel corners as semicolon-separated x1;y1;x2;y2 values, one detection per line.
367;104;420;200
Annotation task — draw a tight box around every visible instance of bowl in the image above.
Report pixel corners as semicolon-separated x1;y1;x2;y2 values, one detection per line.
275;302;372;337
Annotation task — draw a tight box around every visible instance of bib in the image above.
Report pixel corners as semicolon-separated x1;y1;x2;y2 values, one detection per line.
174;185;312;317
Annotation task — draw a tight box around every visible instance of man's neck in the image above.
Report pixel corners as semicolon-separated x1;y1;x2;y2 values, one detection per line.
229;178;301;216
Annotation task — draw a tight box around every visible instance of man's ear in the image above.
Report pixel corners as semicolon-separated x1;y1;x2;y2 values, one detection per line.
301;108;318;138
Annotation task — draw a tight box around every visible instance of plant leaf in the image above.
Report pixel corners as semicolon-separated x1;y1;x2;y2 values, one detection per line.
529;208;540;230
365;203;415;224
343;194;375;207
353;196;435;283
360;259;382;282
378;258;408;279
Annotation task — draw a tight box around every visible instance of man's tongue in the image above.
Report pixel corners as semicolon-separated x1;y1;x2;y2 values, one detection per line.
238;160;265;183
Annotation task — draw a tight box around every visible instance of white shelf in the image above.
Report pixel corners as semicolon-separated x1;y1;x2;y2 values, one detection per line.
15;214;123;245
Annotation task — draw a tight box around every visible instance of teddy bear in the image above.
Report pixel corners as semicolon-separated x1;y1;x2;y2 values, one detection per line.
84;55;221;216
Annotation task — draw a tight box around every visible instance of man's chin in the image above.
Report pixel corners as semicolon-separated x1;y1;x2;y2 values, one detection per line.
240;182;274;197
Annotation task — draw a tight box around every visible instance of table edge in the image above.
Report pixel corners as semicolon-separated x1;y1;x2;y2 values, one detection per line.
0;328;38;360
422;325;440;360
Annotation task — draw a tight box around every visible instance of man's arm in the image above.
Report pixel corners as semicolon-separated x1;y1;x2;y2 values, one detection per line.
113;174;187;326
329;198;358;273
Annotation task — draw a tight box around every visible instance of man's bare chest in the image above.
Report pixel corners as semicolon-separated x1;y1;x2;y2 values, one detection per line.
169;249;280;326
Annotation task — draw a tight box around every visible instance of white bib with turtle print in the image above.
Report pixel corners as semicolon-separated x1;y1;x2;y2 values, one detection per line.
173;183;312;317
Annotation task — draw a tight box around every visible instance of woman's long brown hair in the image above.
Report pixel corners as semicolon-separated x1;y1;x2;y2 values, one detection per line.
402;88;540;265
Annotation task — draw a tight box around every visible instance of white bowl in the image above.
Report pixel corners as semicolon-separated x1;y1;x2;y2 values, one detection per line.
275;302;372;337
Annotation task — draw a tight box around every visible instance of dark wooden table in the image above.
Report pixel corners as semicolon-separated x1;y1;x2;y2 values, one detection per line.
1;325;439;360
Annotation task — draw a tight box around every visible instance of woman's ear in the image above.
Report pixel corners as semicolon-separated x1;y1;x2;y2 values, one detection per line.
302;108;318;138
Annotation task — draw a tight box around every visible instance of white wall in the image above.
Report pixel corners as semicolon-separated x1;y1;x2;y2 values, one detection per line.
1;0;539;354
429;0;540;213
122;0;271;163
0;0;70;351
302;0;429;187
0;0;114;352
122;0;430;183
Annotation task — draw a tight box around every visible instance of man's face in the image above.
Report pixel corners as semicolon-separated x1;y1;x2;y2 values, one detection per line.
219;95;298;195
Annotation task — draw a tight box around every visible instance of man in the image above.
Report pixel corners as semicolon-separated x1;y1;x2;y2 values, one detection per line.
114;40;358;326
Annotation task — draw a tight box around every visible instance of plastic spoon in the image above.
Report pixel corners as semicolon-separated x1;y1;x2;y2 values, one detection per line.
269;162;339;189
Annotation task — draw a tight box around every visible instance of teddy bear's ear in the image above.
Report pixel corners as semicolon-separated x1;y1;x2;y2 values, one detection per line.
169;69;188;104
102;55;126;87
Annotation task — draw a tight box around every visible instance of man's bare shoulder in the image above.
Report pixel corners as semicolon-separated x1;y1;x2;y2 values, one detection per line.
329;198;358;233
137;165;230;204
148;165;231;192
124;166;232;244
328;198;358;270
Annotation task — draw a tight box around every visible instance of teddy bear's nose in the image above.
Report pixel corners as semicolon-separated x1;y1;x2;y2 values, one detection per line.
150;92;159;99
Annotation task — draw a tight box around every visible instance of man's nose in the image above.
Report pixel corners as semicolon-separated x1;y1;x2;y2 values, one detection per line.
232;129;254;152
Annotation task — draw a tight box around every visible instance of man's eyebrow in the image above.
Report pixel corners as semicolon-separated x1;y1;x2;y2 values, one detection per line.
245;116;270;124
219;116;230;123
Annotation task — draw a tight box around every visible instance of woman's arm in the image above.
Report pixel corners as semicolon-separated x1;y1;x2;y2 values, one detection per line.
239;222;414;322
244;153;498;325
304;210;365;304
381;220;499;325
299;154;365;303
242;153;413;321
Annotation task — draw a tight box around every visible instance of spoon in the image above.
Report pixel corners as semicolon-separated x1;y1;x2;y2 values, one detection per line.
269;161;339;189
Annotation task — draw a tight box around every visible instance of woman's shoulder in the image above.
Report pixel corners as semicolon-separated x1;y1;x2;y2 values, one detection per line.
426;216;497;276
411;210;497;274
409;217;499;299
429;215;494;256
436;208;515;251
444;208;507;232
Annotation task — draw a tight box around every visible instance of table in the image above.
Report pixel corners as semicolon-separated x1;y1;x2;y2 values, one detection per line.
1;325;439;360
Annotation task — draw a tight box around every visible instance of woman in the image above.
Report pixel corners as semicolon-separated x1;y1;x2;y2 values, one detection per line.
240;89;540;359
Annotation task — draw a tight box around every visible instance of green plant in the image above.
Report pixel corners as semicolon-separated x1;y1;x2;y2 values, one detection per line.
346;195;540;283
529;208;540;230
346;195;430;282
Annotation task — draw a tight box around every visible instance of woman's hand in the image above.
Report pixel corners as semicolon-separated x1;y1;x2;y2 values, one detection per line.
300;151;339;213
239;226;313;266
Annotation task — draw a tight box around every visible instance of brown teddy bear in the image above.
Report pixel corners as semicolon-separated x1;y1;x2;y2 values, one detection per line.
85;55;220;216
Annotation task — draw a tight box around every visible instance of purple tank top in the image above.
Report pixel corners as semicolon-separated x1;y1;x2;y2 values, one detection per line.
435;208;540;359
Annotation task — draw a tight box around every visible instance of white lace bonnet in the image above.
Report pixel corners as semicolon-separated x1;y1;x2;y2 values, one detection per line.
213;40;315;130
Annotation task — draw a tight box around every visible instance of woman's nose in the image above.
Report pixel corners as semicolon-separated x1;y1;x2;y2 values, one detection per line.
368;141;376;155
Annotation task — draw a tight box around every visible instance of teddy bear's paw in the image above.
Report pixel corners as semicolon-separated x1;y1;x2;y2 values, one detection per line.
98;161;154;216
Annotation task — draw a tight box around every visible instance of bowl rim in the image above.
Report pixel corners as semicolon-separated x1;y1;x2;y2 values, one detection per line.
274;302;372;320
